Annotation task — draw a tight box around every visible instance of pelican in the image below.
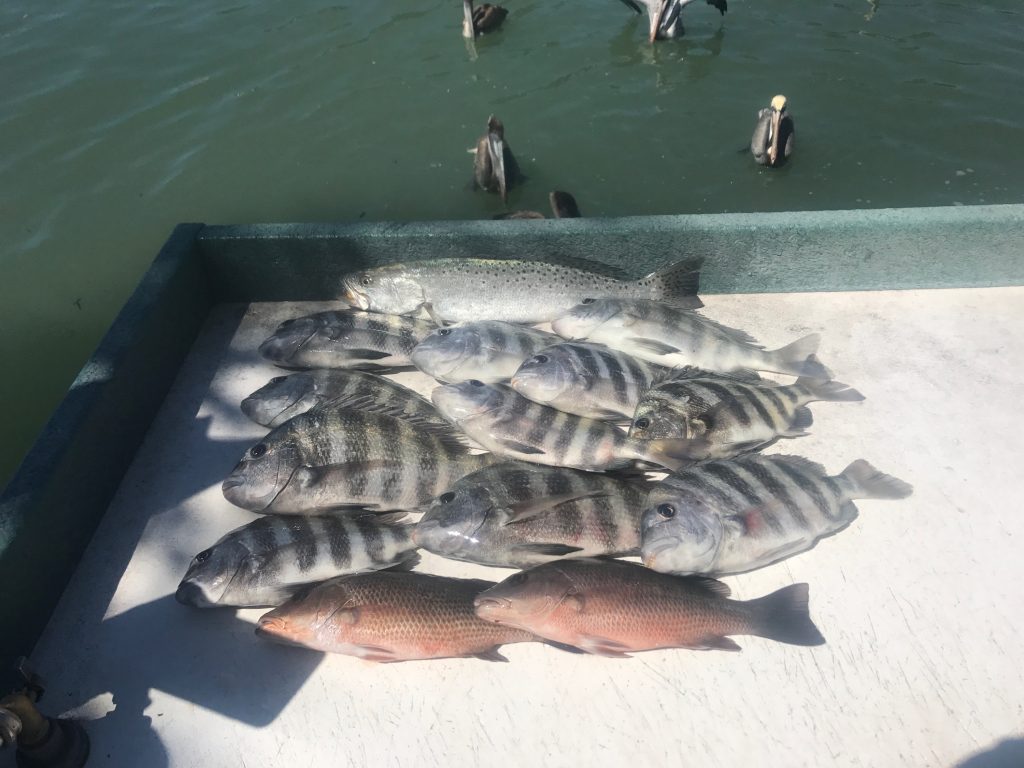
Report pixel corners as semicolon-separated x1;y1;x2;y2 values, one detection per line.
751;95;795;167
615;0;727;42
463;0;508;38
471;115;521;203
494;191;582;219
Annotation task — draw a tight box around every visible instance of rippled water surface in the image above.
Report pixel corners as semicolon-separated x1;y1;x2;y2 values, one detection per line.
1;0;1022;484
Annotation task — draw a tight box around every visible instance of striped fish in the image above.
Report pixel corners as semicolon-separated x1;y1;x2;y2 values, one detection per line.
222;407;494;513
175;512;418;608
641;455;913;575
241;370;449;429
415;462;649;568
510;341;668;420
629;366;864;458
258;310;435;369
411;321;561;383
552;298;830;378
431;381;690;472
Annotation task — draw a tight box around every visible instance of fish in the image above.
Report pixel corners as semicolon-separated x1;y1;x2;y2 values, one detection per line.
341;257;703;324
222;407;493;513
628;366;864;458
411;321;561;384
241;370;449;429
258;310;435;370
175;512;418;608
414;462;649;568
640;456;913;576
510;341;669;420
257;571;536;662
474;558;825;656
431;381;691;472
551;298;830;379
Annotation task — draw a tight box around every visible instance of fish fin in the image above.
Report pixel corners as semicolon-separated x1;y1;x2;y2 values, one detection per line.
839;459;913;500
684;576;732;598
544;640;586;655
355;644;399;662
504;492;610;524
699;637;742;652
577;635;632;658
591;408;631;422
642;258;704;308
689;313;764;347
768;454;829;476
767;336;834;378
746;583;826;647
346;510;409;524
422;302;449;327
627;337;682;356
340;348;395;361
656;366;764;386
317;392;443;432
511;543;585;557
384;552;422;572
291;465;321;489
498;438;547;455
633;438;700;473
795;373;865;403
474;648;510;662
720;439;771;456
780;407;814;436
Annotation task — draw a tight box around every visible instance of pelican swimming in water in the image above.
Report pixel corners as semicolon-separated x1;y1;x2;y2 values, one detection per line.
494;191;582;220
616;0;727;42
471;115;521;203
751;95;795;167
463;0;508;38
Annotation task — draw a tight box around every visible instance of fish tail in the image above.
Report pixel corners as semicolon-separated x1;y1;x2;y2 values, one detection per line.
747;583;826;647
767;334;833;378
641;258;704;308
839;459;913;500
795;369;865;403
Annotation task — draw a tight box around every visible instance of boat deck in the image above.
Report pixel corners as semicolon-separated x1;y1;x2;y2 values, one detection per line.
19;287;1024;768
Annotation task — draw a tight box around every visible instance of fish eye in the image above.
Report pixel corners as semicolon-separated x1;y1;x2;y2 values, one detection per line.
250;443;268;458
360;275;373;286
439;491;456;504
438;328;451;336
195;549;212;564
634;417;650;430
269;376;286;384
657;503;676;519
507;572;528;586
531;354;548;365
468;380;485;387
581;298;595;305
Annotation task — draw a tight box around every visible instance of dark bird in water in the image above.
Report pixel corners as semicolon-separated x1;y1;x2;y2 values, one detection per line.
616;0;727;42
494;191;582;220
463;0;508;38
751;95;795;167
472;115;521;203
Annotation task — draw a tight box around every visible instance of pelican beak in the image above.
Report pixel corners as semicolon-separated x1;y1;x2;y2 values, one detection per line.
767;108;782;165
649;0;671;42
488;131;508;202
463;0;475;38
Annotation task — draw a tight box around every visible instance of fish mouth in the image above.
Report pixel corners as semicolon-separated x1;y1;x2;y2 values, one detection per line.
342;282;370;311
259;328;317;364
255;616;302;645
175;580;213;607
221;475;245;491
474;596;513;613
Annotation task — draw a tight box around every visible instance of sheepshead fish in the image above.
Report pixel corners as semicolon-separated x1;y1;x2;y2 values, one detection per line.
474;558;825;655
411;321;561;384
257;571;536;662
175;512;418;608
222;407;493;513
415;462;648;568
510;341;669;420
552;298;830;379
341;257;703;324
431;381;690;472
629;367;864;459
641;456;913;575
241;370;448;429
258;310;434;369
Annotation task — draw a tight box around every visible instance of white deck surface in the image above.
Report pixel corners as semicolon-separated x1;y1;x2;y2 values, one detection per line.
18;289;1024;768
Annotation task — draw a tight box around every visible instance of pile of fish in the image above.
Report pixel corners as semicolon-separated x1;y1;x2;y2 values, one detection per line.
177;256;912;663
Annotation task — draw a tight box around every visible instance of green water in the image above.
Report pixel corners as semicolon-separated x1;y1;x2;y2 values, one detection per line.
1;0;1022;487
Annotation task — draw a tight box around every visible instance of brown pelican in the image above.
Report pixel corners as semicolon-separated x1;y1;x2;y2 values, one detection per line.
751;95;794;167
616;0;727;42
494;191;582;219
463;0;508;38
472;115;521;202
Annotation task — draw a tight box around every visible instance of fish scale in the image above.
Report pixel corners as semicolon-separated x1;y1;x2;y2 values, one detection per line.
175;512;418;608
511;341;669;420
257;572;536;662
415;462;647;568
641;454;913;575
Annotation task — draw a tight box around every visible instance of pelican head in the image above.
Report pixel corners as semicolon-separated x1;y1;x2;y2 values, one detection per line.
767;94;788;165
486;115;508;202
463;0;475;38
